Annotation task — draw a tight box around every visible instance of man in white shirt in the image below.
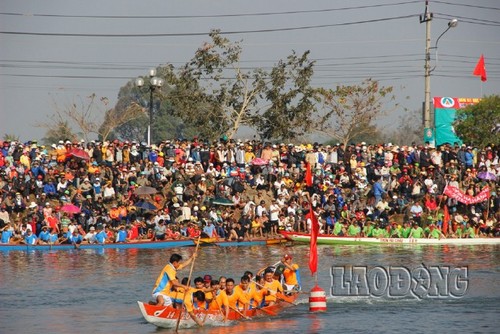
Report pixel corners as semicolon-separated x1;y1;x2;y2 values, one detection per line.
268;199;281;237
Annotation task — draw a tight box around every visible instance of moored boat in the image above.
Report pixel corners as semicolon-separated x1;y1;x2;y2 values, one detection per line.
280;231;500;246
137;292;297;329
197;237;287;247
0;237;287;252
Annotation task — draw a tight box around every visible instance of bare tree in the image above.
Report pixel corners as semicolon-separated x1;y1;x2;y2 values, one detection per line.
383;111;423;145
314;79;397;146
38;93;144;142
98;102;145;142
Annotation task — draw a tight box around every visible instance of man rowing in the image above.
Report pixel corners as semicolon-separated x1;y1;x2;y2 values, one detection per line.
182;290;207;327
262;268;283;306
225;277;249;314
235;275;263;310
207;279;229;321
152;253;196;307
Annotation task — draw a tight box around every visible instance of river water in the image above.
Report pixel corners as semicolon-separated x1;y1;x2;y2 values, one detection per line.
1;243;499;334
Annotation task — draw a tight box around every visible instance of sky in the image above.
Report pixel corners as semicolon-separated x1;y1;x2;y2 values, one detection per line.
0;0;498;142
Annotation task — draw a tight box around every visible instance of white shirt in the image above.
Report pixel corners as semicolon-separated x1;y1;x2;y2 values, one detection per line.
269;204;280;221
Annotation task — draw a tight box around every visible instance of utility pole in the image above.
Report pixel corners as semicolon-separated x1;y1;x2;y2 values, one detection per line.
420;0;433;133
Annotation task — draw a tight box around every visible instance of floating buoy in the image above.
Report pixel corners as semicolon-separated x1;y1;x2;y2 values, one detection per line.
309;285;327;312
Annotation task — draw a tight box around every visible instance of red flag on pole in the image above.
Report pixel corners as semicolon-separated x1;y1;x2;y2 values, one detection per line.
305;162;313;187
308;204;319;275
473;54;487;82
443;205;450;236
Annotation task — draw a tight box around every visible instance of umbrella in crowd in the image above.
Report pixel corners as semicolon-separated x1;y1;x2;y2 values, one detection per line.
134;186;157;196
68;148;90;160
210;197;235;206
60;203;81;214
251;158;269;166
134;200;158;211
477;171;497;181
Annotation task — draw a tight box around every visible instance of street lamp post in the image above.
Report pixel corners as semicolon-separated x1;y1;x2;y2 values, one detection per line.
420;1;457;144
135;69;164;146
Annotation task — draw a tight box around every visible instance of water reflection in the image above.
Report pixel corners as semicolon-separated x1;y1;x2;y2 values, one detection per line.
1;243;499;334
177;317;300;334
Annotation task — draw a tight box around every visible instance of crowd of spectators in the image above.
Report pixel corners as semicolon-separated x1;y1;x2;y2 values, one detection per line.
0;137;499;245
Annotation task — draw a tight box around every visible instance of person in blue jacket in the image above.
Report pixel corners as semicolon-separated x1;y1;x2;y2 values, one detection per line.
372;175;386;204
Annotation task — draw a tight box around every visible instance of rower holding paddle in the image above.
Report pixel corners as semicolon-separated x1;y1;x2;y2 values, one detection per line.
225;278;250;317
207;279;229;321
262;268;283;306
152;253;196;307
179;290;207;327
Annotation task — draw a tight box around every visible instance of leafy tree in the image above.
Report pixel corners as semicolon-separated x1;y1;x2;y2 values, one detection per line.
454;94;500;146
111;70;199;143
2;134;20;142
167;31;267;141
314;79;396;147
166;30;317;141
255;51;318;141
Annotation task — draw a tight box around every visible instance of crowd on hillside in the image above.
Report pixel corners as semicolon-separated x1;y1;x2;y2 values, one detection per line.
0;137;499;245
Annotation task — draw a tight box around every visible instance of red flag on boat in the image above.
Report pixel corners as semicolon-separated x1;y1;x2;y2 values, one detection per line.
473;54;487;82
308;204;319;275
305;162;313;187
443;205;450;236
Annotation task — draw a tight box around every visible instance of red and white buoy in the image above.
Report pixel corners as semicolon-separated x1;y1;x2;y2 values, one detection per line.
309;285;327;312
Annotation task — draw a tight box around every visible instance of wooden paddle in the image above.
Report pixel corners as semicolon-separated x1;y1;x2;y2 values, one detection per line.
276;292;297;305
212;295;228;321
175;235;202;332
254;306;277;316
254;281;297;306
229;305;250;320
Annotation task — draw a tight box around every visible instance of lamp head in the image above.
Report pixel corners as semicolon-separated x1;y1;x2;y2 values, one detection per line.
448;19;458;28
135;78;144;87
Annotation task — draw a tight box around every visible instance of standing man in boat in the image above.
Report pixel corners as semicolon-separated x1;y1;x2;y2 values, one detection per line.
281;254;301;293
152;253;196;307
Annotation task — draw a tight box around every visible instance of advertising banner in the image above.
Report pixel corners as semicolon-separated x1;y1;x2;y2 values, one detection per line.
433;97;480;146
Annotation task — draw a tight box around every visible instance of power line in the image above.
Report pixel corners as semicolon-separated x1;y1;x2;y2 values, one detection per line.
432;1;500;11
0;1;421;19
0;14;418;37
434;13;500;26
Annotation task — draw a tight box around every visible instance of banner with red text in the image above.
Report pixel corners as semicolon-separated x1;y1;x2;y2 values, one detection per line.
443;185;490;205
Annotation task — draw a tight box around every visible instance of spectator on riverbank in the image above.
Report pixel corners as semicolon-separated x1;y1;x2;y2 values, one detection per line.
0;138;498;244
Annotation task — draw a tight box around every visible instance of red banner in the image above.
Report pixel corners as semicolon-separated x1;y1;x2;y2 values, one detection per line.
305;162;313;187
308;204;319;276
443;186;490;205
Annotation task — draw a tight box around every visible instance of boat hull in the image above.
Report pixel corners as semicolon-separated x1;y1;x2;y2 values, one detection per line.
280;231;500;245
0;237;286;252
137;301;224;329
138;293;296;328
